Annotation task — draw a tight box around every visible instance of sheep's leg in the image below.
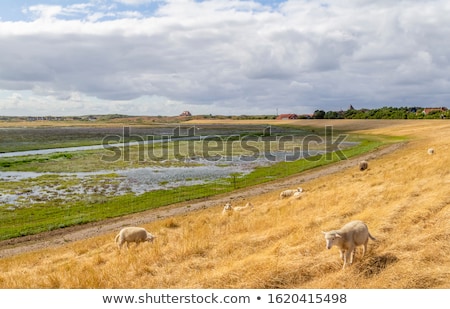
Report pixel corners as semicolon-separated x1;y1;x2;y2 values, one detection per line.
351;248;356;262
339;249;345;260
342;250;351;269
362;240;368;257
346;246;354;265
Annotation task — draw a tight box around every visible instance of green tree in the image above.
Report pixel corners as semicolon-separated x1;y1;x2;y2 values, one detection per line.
313;110;326;119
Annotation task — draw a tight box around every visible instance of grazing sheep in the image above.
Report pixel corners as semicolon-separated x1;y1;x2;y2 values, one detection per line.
322;220;376;269
359;160;368;171
233;202;254;212
115;227;156;250
427;148;435;155
280;187;303;199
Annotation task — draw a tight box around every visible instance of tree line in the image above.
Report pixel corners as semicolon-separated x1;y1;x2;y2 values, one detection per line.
311;106;449;119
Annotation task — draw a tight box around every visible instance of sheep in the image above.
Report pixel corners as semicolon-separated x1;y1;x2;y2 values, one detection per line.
293;190;303;199
280;187;303;199
427;148;435;155
222;202;254;214
322;220;376;269
115;227;156;250
359;160;368;171
222;202;233;215
233;202;254;212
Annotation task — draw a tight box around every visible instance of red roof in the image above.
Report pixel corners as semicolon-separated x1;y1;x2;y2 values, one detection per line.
422;107;447;115
276;114;298;120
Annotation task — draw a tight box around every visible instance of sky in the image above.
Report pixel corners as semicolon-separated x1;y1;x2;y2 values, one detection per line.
0;0;449;116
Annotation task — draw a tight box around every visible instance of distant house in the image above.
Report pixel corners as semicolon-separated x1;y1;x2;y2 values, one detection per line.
276;113;298;120
422;107;448;115
180;111;192;116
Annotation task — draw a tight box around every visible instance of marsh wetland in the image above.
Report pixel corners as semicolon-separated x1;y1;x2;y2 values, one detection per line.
0;122;380;240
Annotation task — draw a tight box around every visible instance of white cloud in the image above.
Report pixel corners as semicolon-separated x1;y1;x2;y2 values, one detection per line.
114;0;157;5
25;5;63;21
1;0;450;116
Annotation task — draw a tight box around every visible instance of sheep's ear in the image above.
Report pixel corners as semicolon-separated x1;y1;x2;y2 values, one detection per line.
335;233;342;238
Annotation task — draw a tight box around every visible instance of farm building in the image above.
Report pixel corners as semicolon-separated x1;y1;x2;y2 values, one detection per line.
422;107;447;115
180;111;192;116
276;113;298;120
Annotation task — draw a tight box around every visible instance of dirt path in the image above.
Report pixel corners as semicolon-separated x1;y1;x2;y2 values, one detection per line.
0;142;405;259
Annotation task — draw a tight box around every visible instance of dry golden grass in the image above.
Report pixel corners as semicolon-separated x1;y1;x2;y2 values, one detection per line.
0;120;449;288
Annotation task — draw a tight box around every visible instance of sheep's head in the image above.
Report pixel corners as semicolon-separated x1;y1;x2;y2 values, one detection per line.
322;231;342;249
146;233;156;243
222;202;233;214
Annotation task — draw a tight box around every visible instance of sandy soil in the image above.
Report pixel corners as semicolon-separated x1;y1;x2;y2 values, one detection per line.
0;142;405;259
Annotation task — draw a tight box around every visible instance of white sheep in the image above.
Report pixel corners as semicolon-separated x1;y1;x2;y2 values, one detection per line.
280;187;303;199
359;160;368;171
115;226;156;250
293;190;303;199
427;148;435;155
233;202;254;212
322;220;376;269
222;202;233;214
222;202;254;214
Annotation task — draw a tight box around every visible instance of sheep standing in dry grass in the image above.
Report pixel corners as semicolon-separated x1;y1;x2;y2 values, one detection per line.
427;148;435;155
359;160;368;171
322;220;376;269
115;227;156;250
